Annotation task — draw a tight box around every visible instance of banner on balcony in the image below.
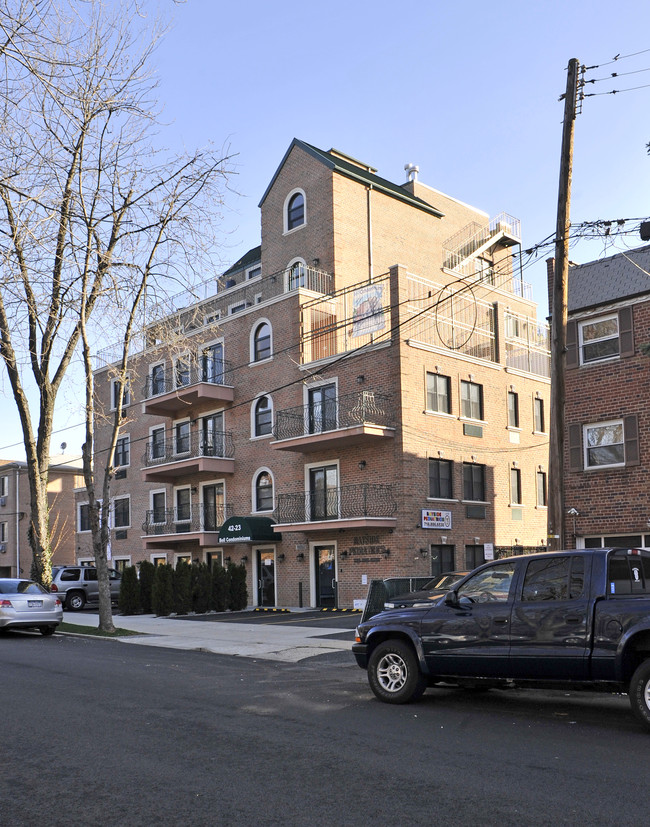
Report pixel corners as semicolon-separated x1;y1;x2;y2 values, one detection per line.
351;285;385;338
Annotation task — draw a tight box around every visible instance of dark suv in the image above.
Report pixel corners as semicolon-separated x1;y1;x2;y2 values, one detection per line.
50;566;122;610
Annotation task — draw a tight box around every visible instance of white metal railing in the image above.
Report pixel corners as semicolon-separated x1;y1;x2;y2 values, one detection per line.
406;274;496;362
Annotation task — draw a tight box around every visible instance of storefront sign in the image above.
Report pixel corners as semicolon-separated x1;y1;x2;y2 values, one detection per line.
421;509;452;530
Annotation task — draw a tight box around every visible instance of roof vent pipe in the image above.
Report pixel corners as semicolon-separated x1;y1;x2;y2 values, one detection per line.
404;163;419;182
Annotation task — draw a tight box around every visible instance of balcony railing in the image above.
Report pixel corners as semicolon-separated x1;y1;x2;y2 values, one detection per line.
143;430;234;467
275;483;396;524
142;503;232;536
274;391;394;441
143;361;234;400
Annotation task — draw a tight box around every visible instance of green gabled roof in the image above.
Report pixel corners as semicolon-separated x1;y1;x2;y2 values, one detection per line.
258;138;444;219
222;245;262;276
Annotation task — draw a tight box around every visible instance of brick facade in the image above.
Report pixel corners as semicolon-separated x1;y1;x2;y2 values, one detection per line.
78;139;550;608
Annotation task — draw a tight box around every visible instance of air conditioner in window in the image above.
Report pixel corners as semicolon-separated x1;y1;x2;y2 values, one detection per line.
0;497;5;506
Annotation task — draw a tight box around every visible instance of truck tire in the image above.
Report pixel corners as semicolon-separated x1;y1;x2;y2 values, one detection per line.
66;591;86;611
629;660;650;729
367;639;427;704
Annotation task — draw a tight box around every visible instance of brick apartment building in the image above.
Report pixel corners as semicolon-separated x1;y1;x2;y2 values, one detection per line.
77;138;551;609
0;455;83;578
549;244;650;549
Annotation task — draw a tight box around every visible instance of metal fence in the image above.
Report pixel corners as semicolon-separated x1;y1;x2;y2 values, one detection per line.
274;390;394;441
275;483;396;524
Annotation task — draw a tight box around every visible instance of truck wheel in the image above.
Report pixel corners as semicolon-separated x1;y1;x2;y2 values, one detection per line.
367;640;427;704
66;591;86;611
629;660;650;729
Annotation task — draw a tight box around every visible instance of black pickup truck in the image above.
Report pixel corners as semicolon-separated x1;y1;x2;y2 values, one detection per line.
353;548;650;728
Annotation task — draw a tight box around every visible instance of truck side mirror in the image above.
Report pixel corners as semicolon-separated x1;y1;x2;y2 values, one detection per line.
444;590;459;608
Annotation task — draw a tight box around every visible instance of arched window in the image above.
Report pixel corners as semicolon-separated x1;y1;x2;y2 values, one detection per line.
253;321;272;362
287;192;305;230
254;395;273;437
255;470;274;512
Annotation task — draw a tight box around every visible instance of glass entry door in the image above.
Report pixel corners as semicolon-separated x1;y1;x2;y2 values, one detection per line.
257;550;276;607
314;545;336;608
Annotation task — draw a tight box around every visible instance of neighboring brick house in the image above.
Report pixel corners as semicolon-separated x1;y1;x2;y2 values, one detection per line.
548;244;650;549
77;138;551;608
0;456;83;578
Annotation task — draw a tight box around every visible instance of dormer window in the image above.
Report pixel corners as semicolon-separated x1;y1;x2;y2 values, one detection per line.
284;189;306;233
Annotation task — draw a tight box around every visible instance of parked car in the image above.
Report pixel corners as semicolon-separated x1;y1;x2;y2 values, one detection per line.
50;566;122;610
384;571;469;609
353;548;650;730
0;578;63;635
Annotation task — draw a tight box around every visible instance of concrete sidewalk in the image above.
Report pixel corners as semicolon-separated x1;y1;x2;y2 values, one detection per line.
60;611;355;663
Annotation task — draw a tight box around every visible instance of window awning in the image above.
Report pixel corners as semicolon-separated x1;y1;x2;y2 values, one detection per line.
218;516;280;543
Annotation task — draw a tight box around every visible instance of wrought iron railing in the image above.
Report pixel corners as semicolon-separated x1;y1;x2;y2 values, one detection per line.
143;360;234;400
274;391;394;441
142;503;232;536
275;483;396;524
142;429;234;467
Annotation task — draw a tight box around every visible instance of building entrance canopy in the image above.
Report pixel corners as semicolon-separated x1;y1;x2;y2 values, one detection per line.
218;516;280;544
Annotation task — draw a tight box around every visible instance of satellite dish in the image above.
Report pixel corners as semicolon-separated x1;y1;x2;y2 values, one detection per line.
60;442;67;452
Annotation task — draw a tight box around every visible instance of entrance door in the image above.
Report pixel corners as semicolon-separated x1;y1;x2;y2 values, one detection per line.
315;545;336;608
257;550;275;607
308;384;337;433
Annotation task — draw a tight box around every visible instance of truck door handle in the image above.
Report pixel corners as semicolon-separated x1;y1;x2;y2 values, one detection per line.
494;617;509;624
565;615;583;623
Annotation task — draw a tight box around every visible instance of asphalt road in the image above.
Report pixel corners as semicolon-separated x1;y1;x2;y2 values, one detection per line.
4;630;650;826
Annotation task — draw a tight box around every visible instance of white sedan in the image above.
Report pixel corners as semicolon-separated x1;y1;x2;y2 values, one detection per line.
0;578;63;635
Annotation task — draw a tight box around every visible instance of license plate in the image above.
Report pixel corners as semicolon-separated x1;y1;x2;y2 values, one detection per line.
28;600;43;608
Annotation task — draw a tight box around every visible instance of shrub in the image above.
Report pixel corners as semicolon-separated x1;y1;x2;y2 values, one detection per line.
173;560;192;615
151;564;174;616
118;566;141;615
211;562;229;612
192;562;212;614
139;560;155;614
228;563;248;611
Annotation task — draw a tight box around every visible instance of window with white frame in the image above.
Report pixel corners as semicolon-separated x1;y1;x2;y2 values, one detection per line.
287;259;306;290
175;487;191;523
284;189;306;232
252;321;272;362
507;391;519;428
583;420;625;468
426;373;451;414
534;397;545;433
536;471;547;506
0;476;7;497
510;467;522;504
150;362;166;396
0;522;6;542
461;380;483;421
113;496;130;529
111;376;130;410
174;420;190;454
246;265;262;280
254;470;274;512
175;354;191;387
114;435;130;468
253;395;273;437
150;426;165;460
151;491;166;524
579;314;619;364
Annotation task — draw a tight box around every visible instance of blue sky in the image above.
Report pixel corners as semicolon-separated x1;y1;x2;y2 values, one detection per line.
2;0;650;460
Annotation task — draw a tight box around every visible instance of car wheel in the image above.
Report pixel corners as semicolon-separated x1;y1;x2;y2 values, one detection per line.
629;660;650;729
367;639;427;704
39;626;55;636
66;591;86;611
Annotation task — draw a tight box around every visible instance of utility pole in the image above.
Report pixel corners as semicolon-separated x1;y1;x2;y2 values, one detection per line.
548;58;580;551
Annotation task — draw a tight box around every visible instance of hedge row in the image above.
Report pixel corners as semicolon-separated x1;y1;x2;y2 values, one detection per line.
118;560;248;616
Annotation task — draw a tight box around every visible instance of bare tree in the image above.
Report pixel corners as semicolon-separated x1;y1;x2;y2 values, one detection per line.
0;0;232;629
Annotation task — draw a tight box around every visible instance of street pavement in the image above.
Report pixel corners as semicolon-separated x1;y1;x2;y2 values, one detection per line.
60;608;359;662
